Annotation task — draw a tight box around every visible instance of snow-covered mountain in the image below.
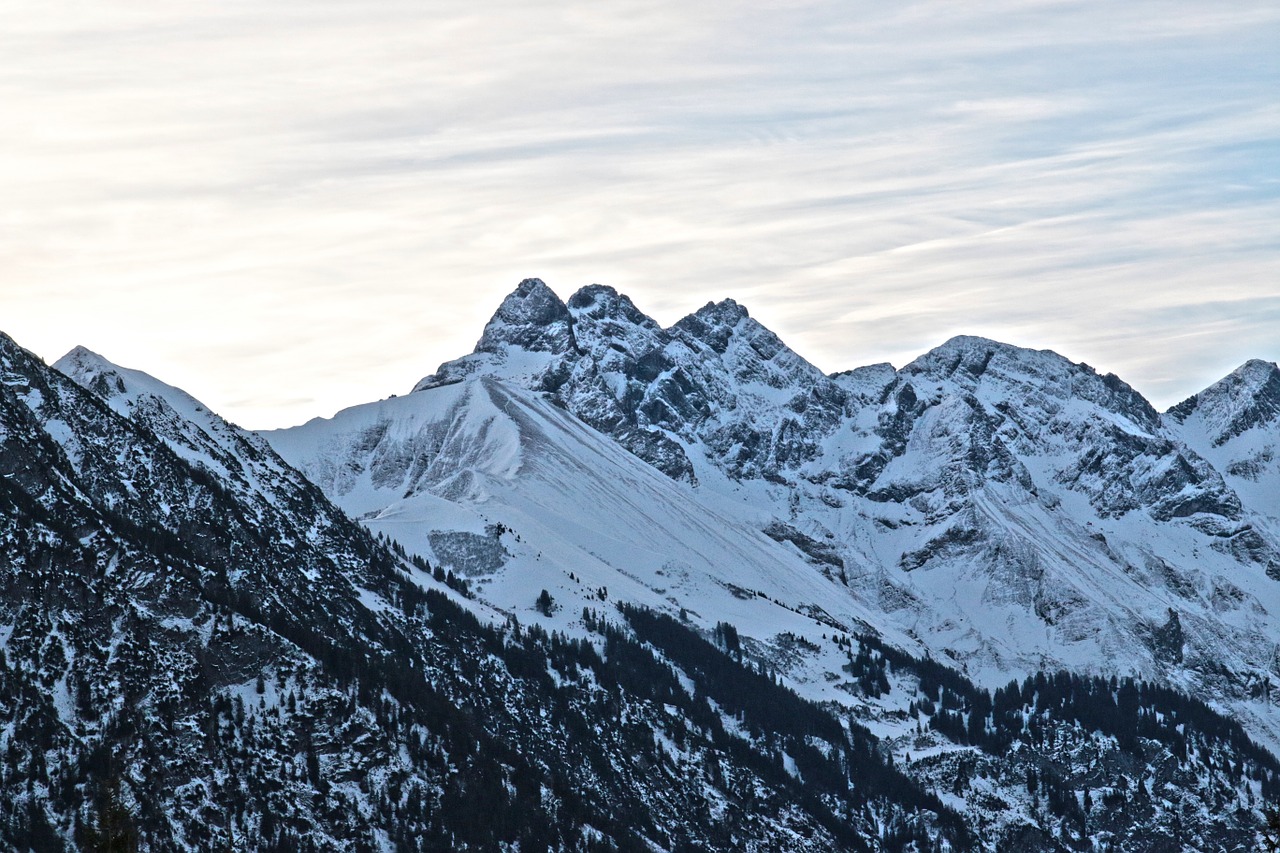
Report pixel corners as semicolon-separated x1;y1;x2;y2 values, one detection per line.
4;330;988;850
268;279;1280;756
5;279;1280;849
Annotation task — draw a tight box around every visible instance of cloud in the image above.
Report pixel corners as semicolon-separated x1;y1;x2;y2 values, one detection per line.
1;0;1277;425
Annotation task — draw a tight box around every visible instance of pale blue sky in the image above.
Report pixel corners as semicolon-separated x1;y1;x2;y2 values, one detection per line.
3;0;1278;426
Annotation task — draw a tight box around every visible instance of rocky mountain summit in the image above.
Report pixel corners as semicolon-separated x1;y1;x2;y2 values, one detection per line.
1169;359;1280;448
414;279;841;484
1168;358;1280;525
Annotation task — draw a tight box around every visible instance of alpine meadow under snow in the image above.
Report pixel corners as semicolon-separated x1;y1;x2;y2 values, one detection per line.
2;279;1280;850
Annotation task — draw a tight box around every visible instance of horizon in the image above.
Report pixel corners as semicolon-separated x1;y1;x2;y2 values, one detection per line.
18;276;1277;431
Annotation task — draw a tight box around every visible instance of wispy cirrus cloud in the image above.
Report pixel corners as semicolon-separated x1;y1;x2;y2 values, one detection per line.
2;0;1277;425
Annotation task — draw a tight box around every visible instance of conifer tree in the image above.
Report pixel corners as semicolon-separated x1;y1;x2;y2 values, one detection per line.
76;777;139;853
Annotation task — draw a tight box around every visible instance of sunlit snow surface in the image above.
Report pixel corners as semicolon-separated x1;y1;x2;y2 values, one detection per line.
266;376;903;663
56;320;1280;761
265;373;1280;750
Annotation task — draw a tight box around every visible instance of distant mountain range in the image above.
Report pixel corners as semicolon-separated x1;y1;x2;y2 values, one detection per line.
268;279;1280;743
2;279;1278;850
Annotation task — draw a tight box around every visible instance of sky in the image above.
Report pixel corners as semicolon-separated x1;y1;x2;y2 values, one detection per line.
3;0;1278;428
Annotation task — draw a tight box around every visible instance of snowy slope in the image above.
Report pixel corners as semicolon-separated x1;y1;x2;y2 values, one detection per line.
270;279;1280;753
54;346;306;515
267;373;917;685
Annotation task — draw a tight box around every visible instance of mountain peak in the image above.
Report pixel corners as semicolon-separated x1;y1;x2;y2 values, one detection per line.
1167;357;1280;442
692;298;750;325
919;334;1038;360
905;335;1162;429
475;278;575;356
936;334;997;348
59;344;105;364
513;276;558;299
567;284;657;329
1233;358;1280;386
903;335;1048;381
670;299;756;356
55;344;116;374
54;345;129;399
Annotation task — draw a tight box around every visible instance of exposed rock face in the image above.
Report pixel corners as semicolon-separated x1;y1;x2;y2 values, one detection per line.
413;278;579;391
1168;359;1280;446
1167;358;1280;533
415;282;852;484
478;277;578;355
1152;608;1185;664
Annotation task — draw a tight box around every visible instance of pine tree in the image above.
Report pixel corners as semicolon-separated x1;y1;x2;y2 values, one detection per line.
76;776;139;853
1263;805;1280;852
